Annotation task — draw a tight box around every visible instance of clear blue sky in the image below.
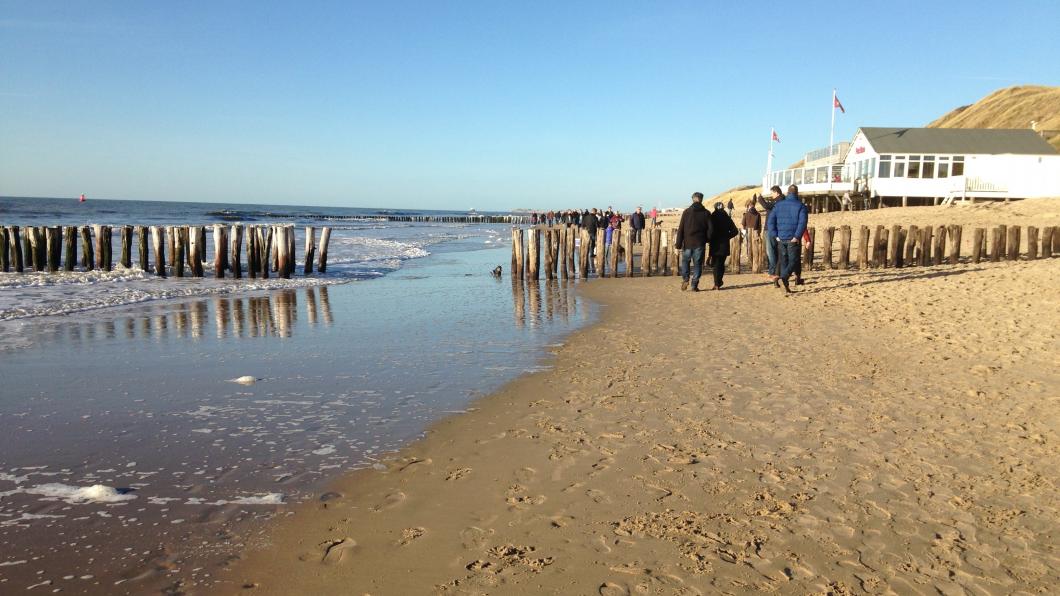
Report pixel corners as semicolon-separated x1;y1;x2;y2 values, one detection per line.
2;1;1058;210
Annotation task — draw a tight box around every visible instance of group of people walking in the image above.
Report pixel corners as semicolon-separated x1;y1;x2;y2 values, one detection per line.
675;184;808;292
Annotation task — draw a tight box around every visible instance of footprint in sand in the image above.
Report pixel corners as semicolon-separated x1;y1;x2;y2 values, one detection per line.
372;491;406;512
445;467;472;481
459;526;494;550
586;489;612;504
398;527;426;546
599;582;630;596
514;467;537;483
320;537;356;565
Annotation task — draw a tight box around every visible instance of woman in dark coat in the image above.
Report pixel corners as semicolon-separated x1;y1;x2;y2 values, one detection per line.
708;202;739;290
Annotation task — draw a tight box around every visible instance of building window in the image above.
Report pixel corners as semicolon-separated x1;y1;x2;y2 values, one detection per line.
922;157;935;178
879;161;891;178
894;162;905;177
817;166;827;181
870;157;877;178
880;154;892;162
952;156;965;176
938;163;949;178
907;161;920;178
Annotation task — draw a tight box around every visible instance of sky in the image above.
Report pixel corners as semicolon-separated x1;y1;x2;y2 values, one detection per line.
1;1;1058;211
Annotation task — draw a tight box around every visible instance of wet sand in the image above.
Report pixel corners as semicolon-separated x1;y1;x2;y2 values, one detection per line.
219;204;1059;594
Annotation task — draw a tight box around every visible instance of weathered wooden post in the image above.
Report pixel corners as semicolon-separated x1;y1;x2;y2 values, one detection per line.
35;226;48;271
1041;226;1054;259
566;226;576;276
511;228;521;279
652;228;663;274
837;225;851;269
920;226;933;266
557;228;568;280
258;227;271;279
80;226;94;270
136;226;149;271
997;225;1008;261
933;226;947;266
857;225;870;269
528;227;541;280
971;228;984;263
8;226;23;273
896;228;908;267
608;229;620;277
274;226;290;279
303;226;316;275
317;227;331;273
197;227;208;266
45;227;60;272
230;225;243;278
822;226;835;269
166;226;176;267
1006;226;1020;261
902;225;916;266
579;229;590;279
173;226;186;277
246;226;259;278
26;226;40;271
188;226;204;277
1027;226;1039;260
949;225;963;264
118;226;132;268
670;228;680;276
642;227;654;277
593;228;605;277
0;227;7;272
1054;225;1060;255
150;226;166;277
989;227;1002;262
270;226;280;273
543;228;554;280
22;229;33;271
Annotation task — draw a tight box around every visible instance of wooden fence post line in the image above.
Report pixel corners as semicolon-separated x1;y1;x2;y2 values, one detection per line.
543;229;554;280
258;227;271;279
1027;226;1039;260
166;226;176;267
151;226;166;277
1041;226;1054;258
651;228;662;274
214;224;227;278
920;226;933;267
608;229;621;277
971;228;984;263
989;227;1002;262
948;225;962;264
623;226;634;277
888;225;900;268
838;225;851;269
822;226;835;269
594;228;605;277
120;226;133;268
189;226;205;277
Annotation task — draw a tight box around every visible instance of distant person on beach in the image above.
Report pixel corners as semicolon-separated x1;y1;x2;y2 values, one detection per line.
726;199;735;217
630;207;646;244
604;219;615;262
531;211;539;225
758;186;784;275
708;202;739;290
675;192;712;292
584;208;600;264
766;184;808;293
649;206;659;227
841;192;852;212
741;201;761;245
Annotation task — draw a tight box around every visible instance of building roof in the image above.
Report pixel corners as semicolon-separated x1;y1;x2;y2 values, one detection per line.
858;127;1059;156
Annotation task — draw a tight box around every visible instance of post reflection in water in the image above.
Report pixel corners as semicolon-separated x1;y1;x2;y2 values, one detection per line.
55;286;334;346
510;279;584;329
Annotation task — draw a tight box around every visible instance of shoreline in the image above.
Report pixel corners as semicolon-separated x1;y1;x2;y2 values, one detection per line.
215;238;1060;594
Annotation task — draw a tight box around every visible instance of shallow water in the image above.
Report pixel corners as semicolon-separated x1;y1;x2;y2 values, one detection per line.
0;243;593;594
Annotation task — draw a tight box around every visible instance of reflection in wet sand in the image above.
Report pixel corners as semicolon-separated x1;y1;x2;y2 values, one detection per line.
511;279;587;329
50;287;334;347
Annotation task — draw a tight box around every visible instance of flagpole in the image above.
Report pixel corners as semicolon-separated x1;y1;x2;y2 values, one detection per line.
829;88;836;158
765;128;775;190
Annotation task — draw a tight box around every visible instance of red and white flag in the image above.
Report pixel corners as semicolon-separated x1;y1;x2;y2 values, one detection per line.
771;129;780;142
833;93;845;114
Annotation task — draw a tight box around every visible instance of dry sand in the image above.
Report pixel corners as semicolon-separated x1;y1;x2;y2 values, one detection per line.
218;204;1059;595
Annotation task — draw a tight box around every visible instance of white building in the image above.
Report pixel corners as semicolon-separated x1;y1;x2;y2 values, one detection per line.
765;127;1060;203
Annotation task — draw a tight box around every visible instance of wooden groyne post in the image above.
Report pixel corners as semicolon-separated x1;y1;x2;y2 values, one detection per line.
303;226;316;275
150;226;166;277
317;227;331;273
230;224;243;278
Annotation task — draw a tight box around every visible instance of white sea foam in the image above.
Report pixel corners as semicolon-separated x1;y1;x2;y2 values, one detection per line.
311;445;336;456
20;483;137;504
228;493;284;505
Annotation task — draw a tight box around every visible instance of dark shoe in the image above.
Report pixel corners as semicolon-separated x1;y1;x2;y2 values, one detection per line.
782;279;791;293
681;281;689;291
773;279;780;288
711;285;719;291
691;286;700;292
795;277;805;286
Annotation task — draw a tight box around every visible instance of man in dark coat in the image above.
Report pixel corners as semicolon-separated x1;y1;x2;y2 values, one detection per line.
674;192;712;291
629;207;646;244
584;208;599;264
766;184;809;293
708;202;739;290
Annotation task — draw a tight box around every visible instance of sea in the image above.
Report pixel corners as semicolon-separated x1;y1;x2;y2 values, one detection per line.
0;197;593;594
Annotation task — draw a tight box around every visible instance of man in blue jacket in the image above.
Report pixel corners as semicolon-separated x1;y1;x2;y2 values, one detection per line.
766;184;808;293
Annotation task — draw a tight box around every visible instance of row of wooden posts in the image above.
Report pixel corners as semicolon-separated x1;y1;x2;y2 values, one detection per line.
0;224;332;279
509;224;1060;279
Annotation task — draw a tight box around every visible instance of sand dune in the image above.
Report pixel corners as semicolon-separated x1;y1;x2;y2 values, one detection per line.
217;202;1059;594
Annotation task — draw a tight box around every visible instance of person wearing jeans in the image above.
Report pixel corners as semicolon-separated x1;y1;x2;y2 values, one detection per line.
674;192;712;291
766;184;808;293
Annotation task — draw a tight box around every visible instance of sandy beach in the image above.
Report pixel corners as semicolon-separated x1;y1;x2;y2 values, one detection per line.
217;202;1060;595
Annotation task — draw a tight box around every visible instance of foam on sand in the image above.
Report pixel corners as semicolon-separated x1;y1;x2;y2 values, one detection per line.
22;483;137;504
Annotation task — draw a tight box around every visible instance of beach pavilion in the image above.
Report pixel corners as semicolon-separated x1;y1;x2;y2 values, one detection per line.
764;127;1060;208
